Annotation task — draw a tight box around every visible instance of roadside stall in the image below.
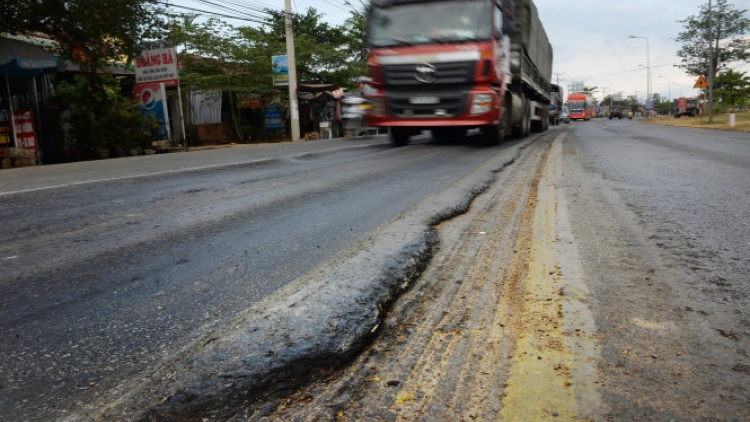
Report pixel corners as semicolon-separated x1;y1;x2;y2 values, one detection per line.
0;35;59;167
297;83;344;139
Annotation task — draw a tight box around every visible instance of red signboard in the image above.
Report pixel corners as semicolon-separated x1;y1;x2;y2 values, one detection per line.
13;110;38;151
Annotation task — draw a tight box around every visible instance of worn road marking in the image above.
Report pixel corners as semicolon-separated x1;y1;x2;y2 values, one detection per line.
500;133;602;421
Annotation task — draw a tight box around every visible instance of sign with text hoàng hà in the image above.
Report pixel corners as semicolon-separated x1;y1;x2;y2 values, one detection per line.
135;47;179;86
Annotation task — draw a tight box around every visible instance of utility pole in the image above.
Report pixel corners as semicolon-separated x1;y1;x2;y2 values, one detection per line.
707;0;715;123
284;0;301;141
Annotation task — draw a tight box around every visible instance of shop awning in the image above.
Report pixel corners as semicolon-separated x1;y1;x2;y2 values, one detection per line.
0;35;59;78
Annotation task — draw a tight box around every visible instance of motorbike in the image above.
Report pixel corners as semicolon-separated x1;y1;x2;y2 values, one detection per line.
342;96;372;137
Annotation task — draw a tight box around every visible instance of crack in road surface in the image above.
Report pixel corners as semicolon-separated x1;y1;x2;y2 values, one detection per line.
245;133;602;421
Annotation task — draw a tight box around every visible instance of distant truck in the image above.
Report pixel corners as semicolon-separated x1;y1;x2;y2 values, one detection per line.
609;104;623;119
672;97;698;118
549;84;563;125
567;92;594;120
366;0;553;145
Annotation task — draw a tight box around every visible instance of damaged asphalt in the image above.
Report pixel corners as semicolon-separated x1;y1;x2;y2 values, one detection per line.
80;140;530;421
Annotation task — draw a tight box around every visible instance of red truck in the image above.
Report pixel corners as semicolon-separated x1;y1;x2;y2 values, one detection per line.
567;92;594;121
366;0;553;146
672;97;698;118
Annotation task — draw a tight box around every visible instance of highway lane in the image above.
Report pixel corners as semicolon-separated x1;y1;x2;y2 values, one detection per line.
560;119;750;420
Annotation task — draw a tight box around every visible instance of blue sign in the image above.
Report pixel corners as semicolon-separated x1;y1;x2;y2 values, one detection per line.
264;105;284;129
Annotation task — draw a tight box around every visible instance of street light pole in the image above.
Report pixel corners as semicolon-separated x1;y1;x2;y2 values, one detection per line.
629;35;650;103
284;0;301;141
659;76;672;101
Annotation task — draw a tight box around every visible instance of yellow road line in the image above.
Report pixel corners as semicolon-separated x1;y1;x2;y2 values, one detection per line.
500;133;600;421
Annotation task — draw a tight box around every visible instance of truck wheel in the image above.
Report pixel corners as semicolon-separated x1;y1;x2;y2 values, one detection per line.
390;127;410;146
483;122;504;145
511;95;528;138
522;96;531;137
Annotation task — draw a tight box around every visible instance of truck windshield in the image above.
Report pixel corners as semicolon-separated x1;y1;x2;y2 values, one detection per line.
369;0;492;47
568;101;585;112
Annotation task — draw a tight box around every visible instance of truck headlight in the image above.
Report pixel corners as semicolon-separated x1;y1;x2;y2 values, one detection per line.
470;94;493;115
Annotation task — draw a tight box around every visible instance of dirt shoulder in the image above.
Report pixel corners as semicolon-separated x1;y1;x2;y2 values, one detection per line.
639;110;750;133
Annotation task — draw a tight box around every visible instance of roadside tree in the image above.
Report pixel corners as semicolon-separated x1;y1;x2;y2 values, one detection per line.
167;7;369;143
236;8;354;87
713;69;750;110
676;0;749;81
1;0;168;158
1;0;166;67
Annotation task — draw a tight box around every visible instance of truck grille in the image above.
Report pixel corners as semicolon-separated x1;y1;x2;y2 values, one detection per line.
386;90;469;118
382;61;477;87
380;61;475;118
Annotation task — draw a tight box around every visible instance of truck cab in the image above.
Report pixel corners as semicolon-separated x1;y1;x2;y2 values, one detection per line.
609;105;623;119
367;0;552;146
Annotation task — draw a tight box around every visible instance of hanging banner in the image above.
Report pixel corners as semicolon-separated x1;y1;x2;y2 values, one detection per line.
12;110;38;151
135;47;179;86
272;55;289;87
134;83;171;141
237;94;264;109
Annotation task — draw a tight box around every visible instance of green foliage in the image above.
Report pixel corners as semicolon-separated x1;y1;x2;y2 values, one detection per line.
1;0;167;67
714;69;750;109
676;0;750;77
583;86;599;105
166;8;370;142
55;73;160;152
231;7;368;88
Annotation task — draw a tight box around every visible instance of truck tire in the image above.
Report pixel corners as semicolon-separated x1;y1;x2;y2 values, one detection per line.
511;95;527;138
390;127;410;146
487;100;511;145
532;107;547;133
483;122;504;145
522;96;531;137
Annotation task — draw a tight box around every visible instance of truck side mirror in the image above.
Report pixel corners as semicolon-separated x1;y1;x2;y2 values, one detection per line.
502;2;514;35
495;3;513;37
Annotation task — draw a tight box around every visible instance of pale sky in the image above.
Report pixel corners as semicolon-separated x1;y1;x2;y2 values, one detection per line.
168;0;747;103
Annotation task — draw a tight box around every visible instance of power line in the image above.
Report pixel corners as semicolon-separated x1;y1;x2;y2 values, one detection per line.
571;62;680;81
158;1;268;24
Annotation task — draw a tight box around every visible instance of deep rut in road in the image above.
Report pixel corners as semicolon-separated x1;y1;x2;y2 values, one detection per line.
238;135;592;421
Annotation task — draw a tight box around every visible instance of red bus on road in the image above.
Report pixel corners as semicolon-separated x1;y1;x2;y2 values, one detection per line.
567;93;594;121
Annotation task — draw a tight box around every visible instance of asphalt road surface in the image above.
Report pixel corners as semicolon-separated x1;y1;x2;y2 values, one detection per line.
0;134;530;420
249;120;750;421
2;120;749;421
